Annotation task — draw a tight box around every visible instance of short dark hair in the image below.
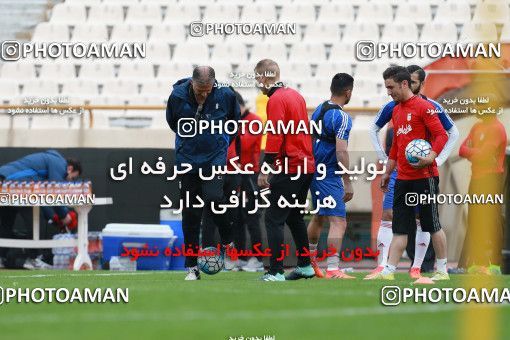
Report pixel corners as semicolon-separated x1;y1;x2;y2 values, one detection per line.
232;89;245;107
406;65;426;82
67;158;82;175
192;66;215;85
330;73;354;96
382;66;411;85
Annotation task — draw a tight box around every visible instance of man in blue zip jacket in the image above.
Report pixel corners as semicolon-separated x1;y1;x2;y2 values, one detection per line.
166;66;240;280
0;150;82;267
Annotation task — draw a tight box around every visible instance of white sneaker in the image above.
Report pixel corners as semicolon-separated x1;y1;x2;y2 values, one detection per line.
236;259;248;271
34;256;52;269
23;258;36;270
224;257;236;271
242;257;264;272
185;267;201;280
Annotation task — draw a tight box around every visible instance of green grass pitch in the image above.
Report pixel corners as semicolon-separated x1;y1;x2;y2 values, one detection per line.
0;270;509;340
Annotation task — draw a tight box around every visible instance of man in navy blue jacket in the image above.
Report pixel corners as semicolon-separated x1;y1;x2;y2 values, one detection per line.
166;66;240;280
0;150;82;266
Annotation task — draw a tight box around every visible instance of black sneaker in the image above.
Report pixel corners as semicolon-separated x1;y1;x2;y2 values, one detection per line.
285;265;315;280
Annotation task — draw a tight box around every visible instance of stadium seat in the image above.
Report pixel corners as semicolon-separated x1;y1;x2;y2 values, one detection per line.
157;63;194;80
328;43;357;63
279;63;312;80
223;32;264;44
354;62;390;80
420;22;458;43
11;116;32;129
149;24;187;43
300;78;331;97
394;3;433;24
102;0;137;2
30;115;73;130
87;4;124;24
414;0;450;5
381;23;419;42
101;80;139;96
71;24;109;42
79;63;116;79
110;24;148;42
31;23;70;41
342;23;380;42
118;63;156;79
140;80;173;97
172;43;210;62
65;96;86;106
144;43;172;63
62;80;100;97
250;44;287;63
501;24;510;43
459;23;498;42
289;43;327;63
129;95;168;107
279;4;316;23
210;43;248;65
0;80;19;97
50;4;87;24
352;78;381;97
303;94;324;108
346;94;367;108
93;95;129;107
89;96;130;124
125;4;163;24
317;3;355;23
0;113;12;129
434;2;472;24
143;0;180;3
66;0;101;3
245;0;291;4
356;3;393;24
314;62;353;78
203;5;240;22
88;111;110;129
163;5;201;23
39;63;77;80
0;62;36;79
472;2;510;24
21;80;60;96
127;96;168;121
303;24;341;43
239;5;277;22
234;62;257;77
366;94;392;108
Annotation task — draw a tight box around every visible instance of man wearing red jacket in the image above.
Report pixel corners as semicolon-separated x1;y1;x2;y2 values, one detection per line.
255;59;316;281
369;66;450;281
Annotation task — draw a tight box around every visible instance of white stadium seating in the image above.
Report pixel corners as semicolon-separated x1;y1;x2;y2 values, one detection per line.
50;4;87;24
0;0;509;130
459;23;499;42
71;24;109;42
434;2;472;24
420;22;458;43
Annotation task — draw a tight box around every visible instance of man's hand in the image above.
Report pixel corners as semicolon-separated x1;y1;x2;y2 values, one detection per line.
257;173;270;188
66;211;78;230
343;181;353;202
380;173;390;192
411;151;437;169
